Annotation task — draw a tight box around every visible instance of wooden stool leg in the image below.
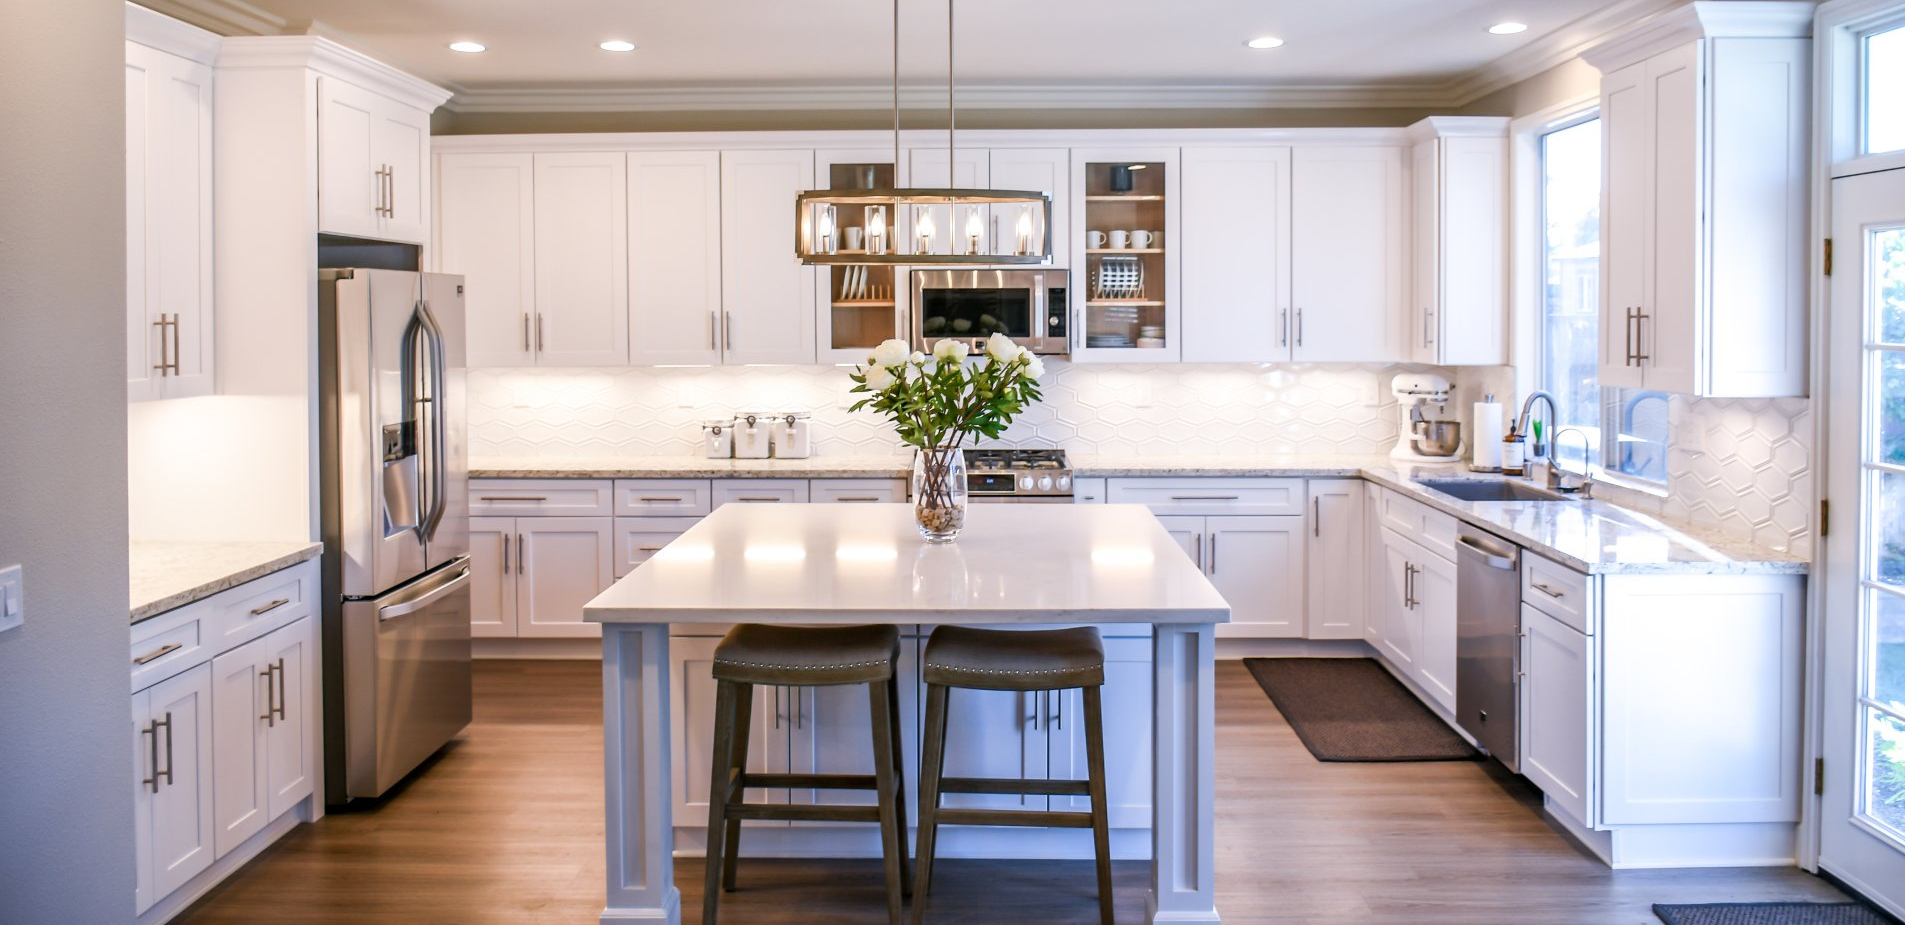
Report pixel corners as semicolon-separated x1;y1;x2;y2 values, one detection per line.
867;680;905;925
885;674;913;894
721;682;753;892
911;683;951;925
702;679;740;925
1083;685;1114;925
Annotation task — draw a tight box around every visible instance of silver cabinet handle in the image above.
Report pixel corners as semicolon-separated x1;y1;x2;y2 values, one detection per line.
249;598;290;617
1403;563;1415;609
523;313;531;353
141;720;160;792
723;311;734;352
480;495;549;502
637;545;665;552
737;497;782;502
157;712;175;789
170;314;182;376
1296;307;1304;347
133;643;180;666
708;311;717;350
1170;495;1240;501
517;535;525;575
1633;307;1650;364
275;658;287;723
536;313;545;352
1532;582;1566;599
260;662;278;726
1192;533;1203;571
502;534;511;574
1313;498;1321;538
151;316;170;376
834;496;881;502
1209;533;1218;575
1279;308;1288;347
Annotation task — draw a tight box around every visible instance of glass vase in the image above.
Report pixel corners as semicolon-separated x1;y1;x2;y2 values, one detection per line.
912;445;968;544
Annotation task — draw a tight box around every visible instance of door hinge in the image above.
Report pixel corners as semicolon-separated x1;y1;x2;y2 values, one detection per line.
1815;756;1825;796
1823;238;1833;276
1820;499;1830;538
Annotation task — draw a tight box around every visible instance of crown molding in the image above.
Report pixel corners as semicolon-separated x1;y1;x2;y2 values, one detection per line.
432;126;1415;153
125;1;222;65
1404;115;1511;143
1443;0;1692;104
218;35;454;111
1582;0;1813;72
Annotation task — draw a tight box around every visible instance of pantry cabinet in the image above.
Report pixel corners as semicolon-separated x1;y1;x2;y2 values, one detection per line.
1407;118;1507;366
317;76;432;244
1585;7;1811;397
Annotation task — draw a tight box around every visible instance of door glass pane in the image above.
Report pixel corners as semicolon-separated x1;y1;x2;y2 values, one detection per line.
1882;350;1905;465
1083;161;1167;351
1878;228;1905;345
1867;24;1905;155
1876;590;1905;710
1875;469;1905;589
1867;708;1905;837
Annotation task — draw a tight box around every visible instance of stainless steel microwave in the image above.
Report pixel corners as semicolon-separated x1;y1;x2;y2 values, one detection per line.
910;269;1069;357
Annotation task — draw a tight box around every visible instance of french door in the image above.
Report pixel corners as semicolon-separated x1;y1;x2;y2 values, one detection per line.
1822;166;1905;918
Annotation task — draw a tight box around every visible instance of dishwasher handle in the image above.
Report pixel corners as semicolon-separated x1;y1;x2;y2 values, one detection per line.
1456;533;1518;571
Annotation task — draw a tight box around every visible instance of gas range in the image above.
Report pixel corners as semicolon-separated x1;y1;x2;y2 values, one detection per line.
963;447;1073;502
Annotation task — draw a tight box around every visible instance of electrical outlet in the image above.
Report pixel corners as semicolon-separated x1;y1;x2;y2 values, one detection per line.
0;565;22;634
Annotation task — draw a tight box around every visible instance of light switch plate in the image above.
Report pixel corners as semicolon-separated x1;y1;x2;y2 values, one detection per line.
0;565;22;634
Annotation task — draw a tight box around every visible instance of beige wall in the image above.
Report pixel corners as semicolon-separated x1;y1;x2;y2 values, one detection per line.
0;0;138;921
1458;58;1603;118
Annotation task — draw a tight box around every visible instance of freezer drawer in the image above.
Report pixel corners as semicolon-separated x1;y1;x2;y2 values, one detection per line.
340;557;473;799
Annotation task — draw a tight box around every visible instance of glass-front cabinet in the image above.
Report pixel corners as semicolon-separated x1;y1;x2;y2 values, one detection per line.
1069;148;1180;362
815;150;906;364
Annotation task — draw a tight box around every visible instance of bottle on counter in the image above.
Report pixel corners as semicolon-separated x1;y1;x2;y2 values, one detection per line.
1501;428;1527;477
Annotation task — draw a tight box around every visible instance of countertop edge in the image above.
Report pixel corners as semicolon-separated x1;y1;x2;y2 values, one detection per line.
131;542;325;624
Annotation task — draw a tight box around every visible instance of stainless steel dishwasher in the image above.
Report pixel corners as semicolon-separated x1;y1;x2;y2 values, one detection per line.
1455;527;1520;770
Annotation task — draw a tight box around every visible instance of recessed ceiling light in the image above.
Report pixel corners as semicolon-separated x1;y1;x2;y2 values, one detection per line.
448;41;486;53
1245;36;1284;49
1488;22;1528;35
599;40;637;52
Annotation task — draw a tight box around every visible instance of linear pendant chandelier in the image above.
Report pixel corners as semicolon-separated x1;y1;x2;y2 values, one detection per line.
793;0;1053;266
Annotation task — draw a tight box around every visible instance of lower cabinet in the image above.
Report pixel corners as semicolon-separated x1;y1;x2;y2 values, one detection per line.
1155;514;1306;638
470;515;614;638
208;617;313;857
134;664;216;914
1520;603;1594;826
1305;479;1366;639
1372;524;1456;713
615;516;701;578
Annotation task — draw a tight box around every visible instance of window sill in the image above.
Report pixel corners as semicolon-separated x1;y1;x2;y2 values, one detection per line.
1587;467;1670;499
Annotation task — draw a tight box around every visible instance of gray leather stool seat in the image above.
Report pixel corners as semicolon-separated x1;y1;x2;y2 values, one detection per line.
702;623;909;925
913;625;1115;925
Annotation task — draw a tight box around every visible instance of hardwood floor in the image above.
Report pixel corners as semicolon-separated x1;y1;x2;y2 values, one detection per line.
171;659;1849;925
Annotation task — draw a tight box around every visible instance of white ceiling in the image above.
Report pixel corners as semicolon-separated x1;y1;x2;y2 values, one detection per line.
196;0;1644;105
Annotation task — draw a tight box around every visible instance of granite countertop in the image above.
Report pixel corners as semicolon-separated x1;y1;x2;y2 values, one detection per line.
470;455;914;479
130;540;324;624
1070;453;1380;477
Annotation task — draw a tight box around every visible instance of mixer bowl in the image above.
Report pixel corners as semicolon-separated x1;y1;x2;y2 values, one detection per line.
1410;421;1463;457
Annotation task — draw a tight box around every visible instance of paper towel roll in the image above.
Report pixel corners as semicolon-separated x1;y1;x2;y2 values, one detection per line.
1472;401;1505;470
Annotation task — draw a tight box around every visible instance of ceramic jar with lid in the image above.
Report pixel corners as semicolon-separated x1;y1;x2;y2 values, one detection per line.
701;418;735;458
771;412;812;459
733;412;773;459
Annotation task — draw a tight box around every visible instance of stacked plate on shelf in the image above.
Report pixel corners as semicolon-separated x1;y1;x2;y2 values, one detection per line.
1092;256;1143;300
1086;334;1135;349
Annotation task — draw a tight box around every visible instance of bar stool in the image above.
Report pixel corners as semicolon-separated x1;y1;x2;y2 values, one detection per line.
702;623;911;925
912;625;1114;925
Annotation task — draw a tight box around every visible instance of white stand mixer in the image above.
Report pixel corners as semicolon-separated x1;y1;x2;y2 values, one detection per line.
1389;373;1465;462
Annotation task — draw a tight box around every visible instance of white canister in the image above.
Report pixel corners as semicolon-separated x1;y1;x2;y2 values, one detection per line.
701;418;735;458
733;412;773;459
771;412;812;459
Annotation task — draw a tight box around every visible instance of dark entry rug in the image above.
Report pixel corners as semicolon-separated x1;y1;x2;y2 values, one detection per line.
1242;657;1478;762
1653;903;1899;925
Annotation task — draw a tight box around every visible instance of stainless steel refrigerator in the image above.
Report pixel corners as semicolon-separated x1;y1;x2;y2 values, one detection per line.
318;268;473;804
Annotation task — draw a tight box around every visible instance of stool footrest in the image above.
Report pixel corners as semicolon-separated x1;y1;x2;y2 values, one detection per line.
738;772;878;792
938;776;1092;797
932;808;1096;829
725;802;884;824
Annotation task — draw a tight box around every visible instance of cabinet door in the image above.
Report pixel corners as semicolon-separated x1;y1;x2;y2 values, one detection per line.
516;517;614;638
1434;135;1508;366
1050;637;1151;828
144;663;216;903
721;150;816;364
126;49;158;402
936;685;1048;812
1363;482;1384;649
1520;604;1594;826
1155;515;1205;572
533;152;630;366
988;148;1070;263
909;147;990;256
210;637;269;858
1209;515;1305;638
614;516;701;578
263;617;315;818
670;637;785;827
316;77;383;240
1181;146;1292;362
1412;549;1458;713
436;153;537;367
809;479;907;504
711;479;810;507
629;151;724;365
1640;42;1701;396
1599;59;1650;390
1305;479;1366;639
125;42;215;402
468;516;517;638
1409;140;1441;364
374;98;431;244
1376;531;1419;671
788;638;921;816
1291;146;1405;362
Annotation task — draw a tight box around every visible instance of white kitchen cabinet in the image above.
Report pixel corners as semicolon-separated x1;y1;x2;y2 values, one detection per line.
1585;7;1811;397
987;148;1071;263
1372;505;1456;714
470;513;614;639
468;516;518;638
629;151;724;365
1150;512;1304;638
614;516;701;578
133;664;215;914
317;76;431;244
1050;637;1153;828
1180;146;1292;363
1520;603;1595;827
125;37;214;403
1411;546;1457;712
1290;145;1407;362
1069;147;1183;363
909;147;991;256
1304;479;1366;639
209;616;314;859
1374;531;1419;673
809;479;908;504
670;636;785;826
1071;477;1106;504
721;150;817;364
712;479;810;507
788;638;922;817
1407;118;1507;366
435;152;537;367
533;152;630;366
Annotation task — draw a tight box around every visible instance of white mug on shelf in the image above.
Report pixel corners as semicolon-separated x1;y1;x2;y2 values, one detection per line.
1131;230;1155;248
1109;230;1130;249
1087;230;1107;248
1149;230;1164;248
844;227;864;251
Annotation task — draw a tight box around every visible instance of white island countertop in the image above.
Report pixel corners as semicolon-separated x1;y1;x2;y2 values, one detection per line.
586;502;1230;625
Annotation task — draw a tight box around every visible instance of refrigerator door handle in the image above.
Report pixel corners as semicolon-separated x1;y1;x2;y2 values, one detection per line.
378;564;472;622
400;308;430;542
416;299;450;543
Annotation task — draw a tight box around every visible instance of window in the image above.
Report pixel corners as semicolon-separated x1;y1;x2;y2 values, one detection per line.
1536;115;1669;483
1867;23;1905;155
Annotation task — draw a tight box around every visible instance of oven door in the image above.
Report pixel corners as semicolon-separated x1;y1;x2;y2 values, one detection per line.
911;269;1067;356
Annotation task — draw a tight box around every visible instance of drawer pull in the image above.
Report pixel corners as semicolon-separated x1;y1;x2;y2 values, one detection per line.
737;497;782;502
249;598;290;616
1169;495;1240;501
638;496;684;502
637;546;665;552
1532;582;1566;599
480;495;548;502
835;496;882;502
133;643;182;665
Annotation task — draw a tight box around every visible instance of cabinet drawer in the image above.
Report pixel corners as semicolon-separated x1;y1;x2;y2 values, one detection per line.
1106;478;1305;516
712;479;810;507
1522;552;1593;634
1376;488;1458;561
130;616;205;694
810;479;907;504
615;517;702;578
470;479;613;517
613;479;713;517
206;564;314;651
1071;477;1107;504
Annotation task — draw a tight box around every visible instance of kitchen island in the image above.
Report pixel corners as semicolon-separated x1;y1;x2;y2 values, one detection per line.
585;502;1231;925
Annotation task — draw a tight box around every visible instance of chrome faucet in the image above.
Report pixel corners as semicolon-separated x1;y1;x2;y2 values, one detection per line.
1515;390;1558;462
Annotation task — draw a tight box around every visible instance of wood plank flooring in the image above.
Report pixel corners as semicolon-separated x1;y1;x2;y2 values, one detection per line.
171;659;1851;925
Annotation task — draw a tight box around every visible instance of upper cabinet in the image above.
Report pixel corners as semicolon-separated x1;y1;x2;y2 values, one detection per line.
816;150;904;365
1180;147;1291;363
317;78;432;244
126;15;217;403
1407;118;1508;367
533;152;631;366
435;153;537;367
1070;147;1182;362
1585;3;1812;397
720;149;818;364
629;151;724;366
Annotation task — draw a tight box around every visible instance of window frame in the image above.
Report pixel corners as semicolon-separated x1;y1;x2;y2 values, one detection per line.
1533;110;1607;473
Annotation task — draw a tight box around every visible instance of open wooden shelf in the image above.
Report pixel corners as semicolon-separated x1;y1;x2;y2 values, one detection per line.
1085;299;1166;307
831;300;896;307
1086;248;1164;254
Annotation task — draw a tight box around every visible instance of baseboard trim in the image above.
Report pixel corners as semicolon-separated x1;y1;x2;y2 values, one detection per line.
138;799;310;924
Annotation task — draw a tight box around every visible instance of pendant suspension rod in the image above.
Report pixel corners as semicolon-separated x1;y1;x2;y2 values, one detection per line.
892;0;899;173
947;0;955;183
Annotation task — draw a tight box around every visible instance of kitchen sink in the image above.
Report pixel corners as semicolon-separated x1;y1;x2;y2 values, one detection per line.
1413;478;1580;503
